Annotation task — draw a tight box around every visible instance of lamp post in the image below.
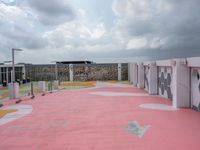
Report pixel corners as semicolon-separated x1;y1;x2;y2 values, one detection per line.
12;48;22;83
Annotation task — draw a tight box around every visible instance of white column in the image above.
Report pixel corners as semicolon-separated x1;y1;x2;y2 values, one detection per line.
118;63;122;81
137;63;144;88
69;64;74;82
149;62;158;95
128;63;133;83
132;63;138;87
172;59;190;108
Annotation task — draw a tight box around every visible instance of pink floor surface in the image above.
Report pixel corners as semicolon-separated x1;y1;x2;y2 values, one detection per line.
0;86;200;150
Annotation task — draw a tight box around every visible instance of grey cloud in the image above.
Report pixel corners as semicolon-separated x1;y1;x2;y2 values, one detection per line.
25;0;76;25
0;23;47;50
113;0;200;59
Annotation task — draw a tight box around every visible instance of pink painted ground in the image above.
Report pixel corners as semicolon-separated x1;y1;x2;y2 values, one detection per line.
0;87;200;150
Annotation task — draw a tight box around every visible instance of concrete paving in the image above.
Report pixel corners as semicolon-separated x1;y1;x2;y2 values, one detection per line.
0;84;200;150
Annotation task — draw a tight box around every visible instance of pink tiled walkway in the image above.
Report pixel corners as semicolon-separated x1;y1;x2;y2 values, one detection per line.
0;87;200;150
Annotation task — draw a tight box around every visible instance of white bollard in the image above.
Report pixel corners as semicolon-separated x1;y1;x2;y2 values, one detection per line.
38;81;46;93
54;80;59;90
8;82;19;100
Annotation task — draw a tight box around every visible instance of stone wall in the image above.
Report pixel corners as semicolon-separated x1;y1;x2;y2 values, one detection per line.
73;64;118;81
25;64;56;81
121;63;128;81
25;63;128;81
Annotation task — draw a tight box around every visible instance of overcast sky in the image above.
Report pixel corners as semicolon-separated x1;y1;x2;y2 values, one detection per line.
0;0;200;64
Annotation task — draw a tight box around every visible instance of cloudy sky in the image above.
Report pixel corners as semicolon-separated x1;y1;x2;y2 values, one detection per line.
0;0;200;64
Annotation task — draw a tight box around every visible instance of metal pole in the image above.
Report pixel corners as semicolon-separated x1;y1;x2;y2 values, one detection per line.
12;48;15;83
54;63;57;80
11;48;23;82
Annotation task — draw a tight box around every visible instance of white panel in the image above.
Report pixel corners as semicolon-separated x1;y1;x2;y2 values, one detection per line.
149;64;158;95
158;66;173;100
191;68;200;111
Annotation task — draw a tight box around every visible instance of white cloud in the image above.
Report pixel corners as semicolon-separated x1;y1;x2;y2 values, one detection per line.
112;0;172;19
126;37;165;50
127;37;148;49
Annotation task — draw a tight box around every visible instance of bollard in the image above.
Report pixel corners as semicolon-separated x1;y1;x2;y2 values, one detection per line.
38;81;46;96
54;80;59;90
8;82;19;100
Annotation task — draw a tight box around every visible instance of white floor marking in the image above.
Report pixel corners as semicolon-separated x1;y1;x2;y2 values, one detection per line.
139;103;179;111
96;81;133;88
0;105;33;125
90;92;149;97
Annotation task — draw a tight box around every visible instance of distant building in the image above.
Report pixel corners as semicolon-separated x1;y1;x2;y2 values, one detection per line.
56;61;94;65
0;63;25;84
